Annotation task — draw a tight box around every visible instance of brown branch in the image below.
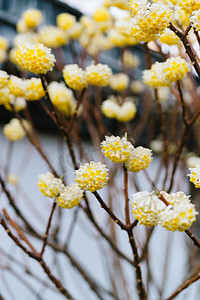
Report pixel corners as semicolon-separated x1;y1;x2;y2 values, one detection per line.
123;165;130;225
169;23;200;77
166;271;200;300
0;219;74;300
93;191;127;231
3;209;38;255
40;201;57;257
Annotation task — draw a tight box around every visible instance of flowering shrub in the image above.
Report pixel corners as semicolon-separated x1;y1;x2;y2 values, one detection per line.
1;2;200;300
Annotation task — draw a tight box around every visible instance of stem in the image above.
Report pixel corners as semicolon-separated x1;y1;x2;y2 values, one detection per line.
123;165;130;225
40;202;57;257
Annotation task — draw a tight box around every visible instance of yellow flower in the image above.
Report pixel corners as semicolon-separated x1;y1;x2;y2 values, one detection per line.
0;50;7;64
93;7;111;22
8;75;25;97
75;161;109;192
38;26;68;49
56;183;83;209
38;172;64;198
191;10;200;31
143;57;190;87
67;22;82;40
117;101;137;122
63;64;88;90
104;0;129;10
110;73;129;91
125;146;153;172
159;28;180;45
57;13;76;30
132;191;166;227
0;87;14;105
158;203;198;231
22;8;42;29
130;80;144;94
16;19;29;33
101;98;119;119
0;70;9;88
3;118;29;141
5;97;26;112
48;81;76;116
0;36;9;51
178;0;200;14
16;43;56;74
25;78;45;101
86;63;112;86
122;50;140;68
188;165;200;188
130;1;172;42
101;134;134;163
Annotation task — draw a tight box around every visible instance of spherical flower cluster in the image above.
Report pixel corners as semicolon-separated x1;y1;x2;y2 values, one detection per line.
122;50;140;68
75;161;109;192
38;26;68;49
125;146;153;173
143;57;190;87
86;63;112;86
16;43;56;74
132;191;166;226
173;7;190;29
5;97;26;112
48;81;76;116
132;190;198;231
178;0;200;14
22;8;42;29
57;13;76;30
0;36;9;50
129;0;149;16
8;75;25;97
38;172;65;198
186;156;200;168
3;118;29;141
93;7;111;22
25;78;45;101
117;101;137;122
0;49;7;63
188;165;200;188
63;64;88;90
108;29;138;48
0;87;14;106
130;1;172;42
0;70;9;88
56;183;83;209
66;22;82;40
101;98;119;119
101;134;134;163
130;81;144;94
159;28;180;45
110;73;129;91
158;203;198;231
104;0;129;10
190;10;200;31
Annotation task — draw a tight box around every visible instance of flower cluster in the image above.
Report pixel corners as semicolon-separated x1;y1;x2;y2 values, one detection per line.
57;13;76;30
38;26;68;49
101;135;134;163
22;8;42;29
190;10;200;31
0;35;8;64
110;73;129;91
3;118;30;142
101;97;137;122
16;43;56;74
125;146;153;173
75;161;109;192
63;64;88;90
25;78;45;101
8;75;25;97
132;191;198;231
86;63;112;86
56;184;84;209
188;165;200;188
38;172;83;208
48;81;76;116
0;70;9;88
101;134;153;172
143;57;190;87
130;1;172;42
104;0;129;10
178;0;200;14
132;191;166;226
159;28;179;45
